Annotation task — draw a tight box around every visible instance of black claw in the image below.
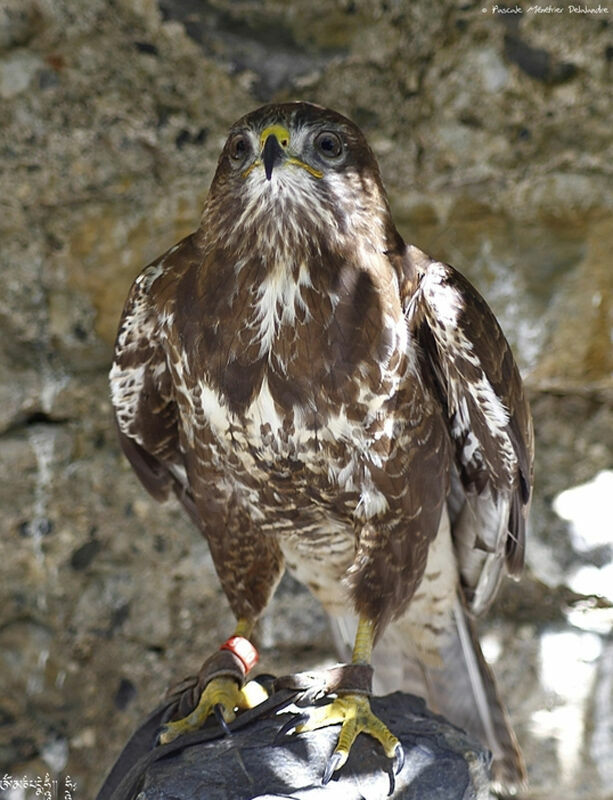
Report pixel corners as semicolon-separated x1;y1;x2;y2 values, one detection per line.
393;743;405;774
274;712;310;744
322;752;343;785
214;704;232;736
387;768;396;797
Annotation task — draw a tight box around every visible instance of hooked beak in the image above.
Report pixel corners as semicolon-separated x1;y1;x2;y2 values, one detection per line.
243;123;322;182
262;133;286;181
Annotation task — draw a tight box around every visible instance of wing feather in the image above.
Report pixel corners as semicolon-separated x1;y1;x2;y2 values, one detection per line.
109;235;200;522
403;245;534;614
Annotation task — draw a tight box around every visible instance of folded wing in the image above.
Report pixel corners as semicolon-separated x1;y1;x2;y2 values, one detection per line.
403;245;534;615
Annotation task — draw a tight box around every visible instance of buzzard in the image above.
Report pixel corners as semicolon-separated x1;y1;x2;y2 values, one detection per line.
110;102;533;788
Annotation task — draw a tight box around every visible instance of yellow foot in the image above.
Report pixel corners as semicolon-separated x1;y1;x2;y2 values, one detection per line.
296;693;404;783
159;676;268;744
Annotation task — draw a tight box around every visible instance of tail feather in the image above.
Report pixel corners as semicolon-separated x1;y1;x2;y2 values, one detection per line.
433;598;526;790
329;600;526;792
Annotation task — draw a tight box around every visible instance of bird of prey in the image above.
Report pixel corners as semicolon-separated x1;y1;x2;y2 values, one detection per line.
110;101;533;789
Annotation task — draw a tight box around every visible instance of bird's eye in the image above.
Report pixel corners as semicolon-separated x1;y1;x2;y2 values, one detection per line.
229;134;249;162
314;131;343;159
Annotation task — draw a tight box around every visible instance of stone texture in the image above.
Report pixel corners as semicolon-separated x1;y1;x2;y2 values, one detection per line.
1;2;612;799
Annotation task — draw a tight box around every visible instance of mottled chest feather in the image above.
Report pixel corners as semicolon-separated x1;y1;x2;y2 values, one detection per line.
162;250;427;526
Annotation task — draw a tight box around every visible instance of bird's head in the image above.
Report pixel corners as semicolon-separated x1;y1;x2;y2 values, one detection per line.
202;102;399;261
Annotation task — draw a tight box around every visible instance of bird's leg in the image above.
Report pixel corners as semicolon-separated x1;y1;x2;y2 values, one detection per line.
296;616;403;782
159;617;267;744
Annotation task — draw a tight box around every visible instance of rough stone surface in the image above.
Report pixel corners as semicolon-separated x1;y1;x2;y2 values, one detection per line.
1;2;612;799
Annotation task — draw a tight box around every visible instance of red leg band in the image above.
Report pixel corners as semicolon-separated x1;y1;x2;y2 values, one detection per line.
219;636;259;673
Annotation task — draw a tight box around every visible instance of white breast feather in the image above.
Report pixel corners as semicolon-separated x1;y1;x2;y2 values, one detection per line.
251;260;312;359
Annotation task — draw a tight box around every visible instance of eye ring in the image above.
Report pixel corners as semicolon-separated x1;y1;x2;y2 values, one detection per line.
228;133;249;163
314;130;343;159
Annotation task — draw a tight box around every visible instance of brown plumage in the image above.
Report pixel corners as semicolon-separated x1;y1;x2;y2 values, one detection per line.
110;102;533;788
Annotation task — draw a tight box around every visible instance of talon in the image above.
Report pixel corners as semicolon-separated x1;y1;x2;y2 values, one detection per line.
214;703;232;736
295;693;401;781
393;742;405;774
322;751;344;785
274;712;310;744
159;675;267;745
388;768;396;797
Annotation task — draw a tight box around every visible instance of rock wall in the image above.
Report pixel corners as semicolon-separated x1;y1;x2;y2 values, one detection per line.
1;1;611;798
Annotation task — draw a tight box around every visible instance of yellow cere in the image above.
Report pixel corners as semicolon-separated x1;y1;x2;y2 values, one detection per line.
259;124;291;148
241;124;323;180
